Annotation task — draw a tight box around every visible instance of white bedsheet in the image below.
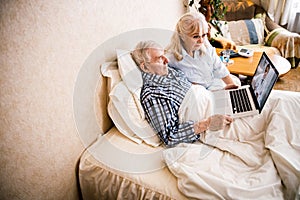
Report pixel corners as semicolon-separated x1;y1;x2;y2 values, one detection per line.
163;90;300;200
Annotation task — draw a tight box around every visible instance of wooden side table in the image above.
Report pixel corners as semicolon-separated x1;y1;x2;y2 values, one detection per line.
216;49;291;77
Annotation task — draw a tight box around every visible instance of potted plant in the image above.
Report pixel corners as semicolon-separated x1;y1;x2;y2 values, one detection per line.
188;0;227;36
188;0;227;20
188;0;234;48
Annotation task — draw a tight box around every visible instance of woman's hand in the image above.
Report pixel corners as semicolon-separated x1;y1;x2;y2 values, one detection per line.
213;37;237;50
224;84;238;90
222;75;239;90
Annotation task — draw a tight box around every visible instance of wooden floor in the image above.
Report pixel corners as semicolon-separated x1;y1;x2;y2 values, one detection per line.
274;67;300;92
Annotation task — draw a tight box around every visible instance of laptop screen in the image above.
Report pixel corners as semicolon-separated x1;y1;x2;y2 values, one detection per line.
251;52;279;110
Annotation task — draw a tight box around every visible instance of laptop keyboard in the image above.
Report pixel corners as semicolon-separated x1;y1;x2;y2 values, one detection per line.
229;89;252;113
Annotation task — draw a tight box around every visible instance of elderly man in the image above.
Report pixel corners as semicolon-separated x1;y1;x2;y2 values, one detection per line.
131;40;232;147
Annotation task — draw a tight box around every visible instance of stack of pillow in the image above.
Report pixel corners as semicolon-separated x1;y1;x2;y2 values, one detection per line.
101;49;161;147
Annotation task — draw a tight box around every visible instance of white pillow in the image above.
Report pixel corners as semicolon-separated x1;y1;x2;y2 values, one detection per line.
217;18;264;46
116;49;143;97
116;49;145;118
101;61;143;144
101;59;159;147
109;81;161;147
101;61;121;93
107;99;143;145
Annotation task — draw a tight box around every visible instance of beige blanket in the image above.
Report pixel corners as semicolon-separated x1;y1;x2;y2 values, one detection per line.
163;89;300;200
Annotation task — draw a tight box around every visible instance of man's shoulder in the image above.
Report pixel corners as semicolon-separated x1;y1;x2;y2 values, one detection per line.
168;66;187;77
168;65;180;72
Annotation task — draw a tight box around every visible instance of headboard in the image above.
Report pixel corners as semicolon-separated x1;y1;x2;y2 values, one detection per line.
73;28;174;148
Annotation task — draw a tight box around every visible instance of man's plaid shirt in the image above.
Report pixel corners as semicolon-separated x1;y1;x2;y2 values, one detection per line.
140;67;200;147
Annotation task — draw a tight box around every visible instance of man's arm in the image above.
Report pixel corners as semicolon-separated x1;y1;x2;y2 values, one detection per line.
142;95;200;147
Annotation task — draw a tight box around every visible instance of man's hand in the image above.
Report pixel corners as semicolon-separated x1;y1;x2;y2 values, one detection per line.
194;119;210;134
194;115;233;134
207;114;233;131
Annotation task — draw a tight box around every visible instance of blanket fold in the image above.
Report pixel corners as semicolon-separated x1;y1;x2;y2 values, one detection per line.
164;90;300;199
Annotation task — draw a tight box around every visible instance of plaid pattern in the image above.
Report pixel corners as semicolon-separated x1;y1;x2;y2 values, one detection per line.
140;68;200;147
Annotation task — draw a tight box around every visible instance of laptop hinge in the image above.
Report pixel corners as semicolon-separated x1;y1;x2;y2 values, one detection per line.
249;86;261;113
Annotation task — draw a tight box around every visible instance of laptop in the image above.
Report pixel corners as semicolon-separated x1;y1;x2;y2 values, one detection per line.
211;52;279;118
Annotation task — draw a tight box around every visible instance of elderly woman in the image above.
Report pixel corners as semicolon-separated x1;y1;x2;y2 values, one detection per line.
166;12;239;90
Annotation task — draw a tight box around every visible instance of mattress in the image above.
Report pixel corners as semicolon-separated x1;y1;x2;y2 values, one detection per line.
79;127;188;200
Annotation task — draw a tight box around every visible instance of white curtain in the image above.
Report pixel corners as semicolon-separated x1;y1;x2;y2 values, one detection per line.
262;0;300;33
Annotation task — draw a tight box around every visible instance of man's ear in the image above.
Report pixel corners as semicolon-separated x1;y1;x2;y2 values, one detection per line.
140;62;148;72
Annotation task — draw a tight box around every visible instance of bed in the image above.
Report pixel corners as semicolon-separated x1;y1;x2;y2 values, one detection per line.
74;28;300;200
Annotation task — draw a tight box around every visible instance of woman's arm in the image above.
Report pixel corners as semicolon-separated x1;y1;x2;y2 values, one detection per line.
222;75;239;90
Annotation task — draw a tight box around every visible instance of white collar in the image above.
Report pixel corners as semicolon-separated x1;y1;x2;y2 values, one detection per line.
181;47;201;59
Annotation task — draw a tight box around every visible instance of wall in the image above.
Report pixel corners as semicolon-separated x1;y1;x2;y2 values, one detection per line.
0;0;185;199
